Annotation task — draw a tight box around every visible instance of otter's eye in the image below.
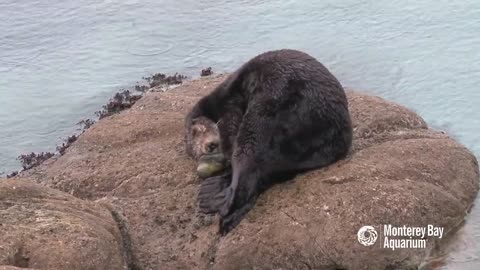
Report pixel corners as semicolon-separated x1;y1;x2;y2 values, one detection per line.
207;142;218;153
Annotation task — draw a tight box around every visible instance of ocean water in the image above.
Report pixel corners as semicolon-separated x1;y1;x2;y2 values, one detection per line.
0;0;479;268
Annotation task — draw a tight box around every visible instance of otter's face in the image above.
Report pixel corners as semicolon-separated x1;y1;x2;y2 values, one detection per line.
191;117;221;158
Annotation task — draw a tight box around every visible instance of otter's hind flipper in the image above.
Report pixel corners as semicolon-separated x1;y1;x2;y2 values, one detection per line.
197;174;234;215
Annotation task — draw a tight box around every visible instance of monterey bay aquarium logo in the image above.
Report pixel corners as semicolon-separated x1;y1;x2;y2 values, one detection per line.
357;225;444;250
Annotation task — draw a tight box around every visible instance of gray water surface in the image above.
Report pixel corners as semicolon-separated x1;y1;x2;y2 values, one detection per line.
1;0;479;268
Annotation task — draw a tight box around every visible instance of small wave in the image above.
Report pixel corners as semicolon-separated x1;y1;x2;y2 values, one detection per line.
126;41;174;57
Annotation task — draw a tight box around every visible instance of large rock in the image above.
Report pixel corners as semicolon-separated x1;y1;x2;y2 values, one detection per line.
0;179;129;270
18;74;479;269
0;267;37;270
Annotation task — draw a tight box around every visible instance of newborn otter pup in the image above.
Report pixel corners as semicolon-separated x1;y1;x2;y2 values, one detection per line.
185;116;228;178
185;49;353;235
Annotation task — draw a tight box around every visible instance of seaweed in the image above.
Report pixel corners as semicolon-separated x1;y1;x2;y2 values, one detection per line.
134;84;149;92
6;171;18;178
18;152;55;170
201;67;213;77
6;134;78;176
77;119;96;130
56;135;78;155
143;73;187;88
82;71;187;145
95;90;142;119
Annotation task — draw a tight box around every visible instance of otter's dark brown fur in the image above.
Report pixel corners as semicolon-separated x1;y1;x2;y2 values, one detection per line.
185;49;353;234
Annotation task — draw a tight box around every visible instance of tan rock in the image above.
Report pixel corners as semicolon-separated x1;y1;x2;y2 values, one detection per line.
0;179;128;270
0;267;37;270
18;74;479;269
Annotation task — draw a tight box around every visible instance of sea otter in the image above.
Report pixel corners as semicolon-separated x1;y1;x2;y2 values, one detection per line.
185;49;353;234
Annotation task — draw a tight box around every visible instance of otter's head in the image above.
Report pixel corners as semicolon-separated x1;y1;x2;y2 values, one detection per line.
190;117;221;158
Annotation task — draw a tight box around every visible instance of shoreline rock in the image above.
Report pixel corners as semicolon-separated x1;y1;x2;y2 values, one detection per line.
2;74;479;269
0;179;129;269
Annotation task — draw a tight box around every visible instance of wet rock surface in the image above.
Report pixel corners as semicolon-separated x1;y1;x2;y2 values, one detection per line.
6;74;479;269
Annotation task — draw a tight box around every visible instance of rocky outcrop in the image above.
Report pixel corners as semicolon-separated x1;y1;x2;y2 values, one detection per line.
0;266;37;270
0;179;128;270
4;74;479;270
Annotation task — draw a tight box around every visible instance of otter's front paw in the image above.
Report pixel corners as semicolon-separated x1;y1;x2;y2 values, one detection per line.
197;174;233;215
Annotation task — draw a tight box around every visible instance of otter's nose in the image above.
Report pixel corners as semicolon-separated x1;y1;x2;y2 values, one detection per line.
206;142;218;153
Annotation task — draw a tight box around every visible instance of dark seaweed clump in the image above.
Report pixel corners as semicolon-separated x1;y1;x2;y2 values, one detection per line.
7;133;81;176
92;72;187;130
6;171;18;178
56;135;78;155
143;73;187;88
77;119;96;130
95;90;142;119
134;84;149;92
201;67;213;77
18;152;55;170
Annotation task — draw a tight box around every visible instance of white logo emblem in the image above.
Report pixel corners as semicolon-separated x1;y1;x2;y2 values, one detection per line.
357;226;378;246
